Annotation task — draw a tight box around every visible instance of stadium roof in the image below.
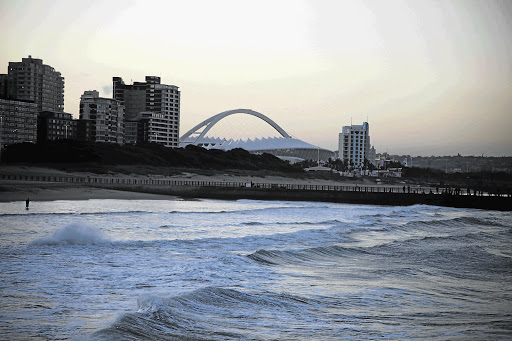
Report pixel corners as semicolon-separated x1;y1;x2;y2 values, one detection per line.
180;109;335;161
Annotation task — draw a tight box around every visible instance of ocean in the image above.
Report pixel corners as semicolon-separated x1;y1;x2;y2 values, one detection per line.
0;198;511;340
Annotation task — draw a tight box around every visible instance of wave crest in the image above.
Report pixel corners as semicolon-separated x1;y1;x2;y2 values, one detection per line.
248;245;361;266
94;287;312;340
30;223;109;246
404;216;507;229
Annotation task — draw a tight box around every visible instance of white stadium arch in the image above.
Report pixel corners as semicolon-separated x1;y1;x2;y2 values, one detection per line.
179;109;334;162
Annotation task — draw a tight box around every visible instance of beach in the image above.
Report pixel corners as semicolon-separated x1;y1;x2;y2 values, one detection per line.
0;181;175;202
1;165;510;211
0;165;387;203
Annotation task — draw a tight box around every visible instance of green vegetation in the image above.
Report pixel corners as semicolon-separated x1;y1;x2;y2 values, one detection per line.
1;141;511;193
1;140;299;173
402;166;512;194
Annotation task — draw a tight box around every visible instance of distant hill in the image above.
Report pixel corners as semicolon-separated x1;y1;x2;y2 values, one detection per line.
389;155;512;173
1;140;299;173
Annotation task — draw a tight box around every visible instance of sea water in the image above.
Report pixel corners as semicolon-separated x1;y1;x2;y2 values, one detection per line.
0;198;511;340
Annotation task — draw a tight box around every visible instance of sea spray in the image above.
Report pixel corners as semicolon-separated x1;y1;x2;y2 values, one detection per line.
30;222;108;245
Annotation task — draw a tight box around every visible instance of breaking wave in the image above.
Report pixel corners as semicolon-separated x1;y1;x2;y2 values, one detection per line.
402;216;508;229
248;245;363;266
93;286;313;340
30;223;109;246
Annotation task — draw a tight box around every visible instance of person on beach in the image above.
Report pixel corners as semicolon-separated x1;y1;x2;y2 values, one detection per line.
26;198;30;209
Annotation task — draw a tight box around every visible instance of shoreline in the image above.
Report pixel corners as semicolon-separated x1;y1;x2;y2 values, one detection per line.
1;166;510;210
2;179;510;211
0;164;400;203
0;181;177;202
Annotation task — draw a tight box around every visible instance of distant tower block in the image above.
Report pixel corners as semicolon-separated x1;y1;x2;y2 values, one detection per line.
5;56;64;112
338;121;370;168
113;76;180;147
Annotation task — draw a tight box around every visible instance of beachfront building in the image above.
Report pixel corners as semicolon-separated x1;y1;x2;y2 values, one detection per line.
124;120;138;144
113;76;180;147
0;56;66;150
1;56;64;112
37;111;78;143
0;99;38;148
338;121;371;168
369;145;377;167
0;74;8;99
79;90;124;144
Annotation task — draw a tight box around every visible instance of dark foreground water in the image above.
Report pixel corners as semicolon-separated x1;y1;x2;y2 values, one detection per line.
0;199;511;340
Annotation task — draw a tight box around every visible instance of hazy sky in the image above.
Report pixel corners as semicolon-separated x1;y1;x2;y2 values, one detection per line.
1;0;511;156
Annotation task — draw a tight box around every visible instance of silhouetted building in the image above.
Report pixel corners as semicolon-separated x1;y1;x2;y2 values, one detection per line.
76;119;92;142
124;120;138;144
0;74;8;99
113;76;180;147
0;98;38;148
37;111;77;143
79;90;124;144
2;56;64;112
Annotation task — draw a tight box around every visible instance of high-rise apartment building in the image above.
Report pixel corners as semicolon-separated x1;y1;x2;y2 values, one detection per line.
0;99;38;148
3;56;64;112
338;122;371;168
79;90;124;144
113;76;180;147
0;74;8;99
37;111;78;143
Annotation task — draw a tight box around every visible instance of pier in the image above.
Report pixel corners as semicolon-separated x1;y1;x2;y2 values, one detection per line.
1;174;510;211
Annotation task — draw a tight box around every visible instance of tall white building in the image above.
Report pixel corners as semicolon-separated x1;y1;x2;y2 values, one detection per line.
338;121;371;168
79;90;124;144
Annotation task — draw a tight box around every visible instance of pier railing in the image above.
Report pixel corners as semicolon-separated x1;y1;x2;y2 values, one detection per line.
1;173;507;197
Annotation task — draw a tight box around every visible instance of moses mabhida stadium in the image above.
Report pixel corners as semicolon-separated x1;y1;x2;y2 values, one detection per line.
179;109;335;163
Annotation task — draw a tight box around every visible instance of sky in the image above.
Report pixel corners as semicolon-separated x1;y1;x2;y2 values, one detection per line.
1;0;511;156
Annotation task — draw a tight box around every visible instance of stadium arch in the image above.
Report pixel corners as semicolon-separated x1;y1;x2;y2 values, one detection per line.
179;109;334;162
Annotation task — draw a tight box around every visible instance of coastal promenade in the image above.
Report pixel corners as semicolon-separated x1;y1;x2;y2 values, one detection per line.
1;173;510;211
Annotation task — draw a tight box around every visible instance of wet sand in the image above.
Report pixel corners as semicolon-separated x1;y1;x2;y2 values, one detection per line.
0;181;176;202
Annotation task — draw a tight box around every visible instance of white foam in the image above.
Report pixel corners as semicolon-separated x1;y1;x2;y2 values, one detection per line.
31;222;108;246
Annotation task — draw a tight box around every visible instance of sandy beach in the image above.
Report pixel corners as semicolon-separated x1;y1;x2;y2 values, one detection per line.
0;165;389;203
0;181;176;202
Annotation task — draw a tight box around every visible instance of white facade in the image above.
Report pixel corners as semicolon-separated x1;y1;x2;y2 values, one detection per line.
338;122;370;168
79;90;124;144
149;82;180;147
198;136;335;162
140;111;179;145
